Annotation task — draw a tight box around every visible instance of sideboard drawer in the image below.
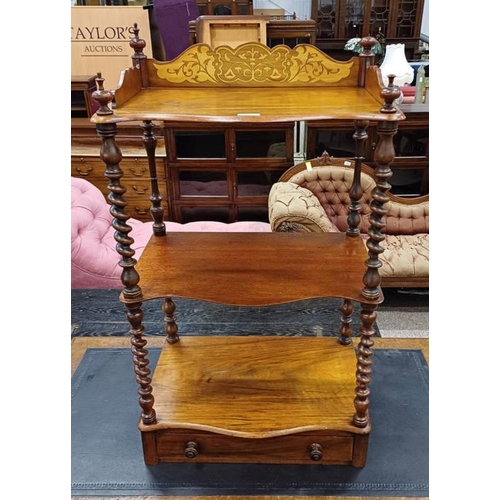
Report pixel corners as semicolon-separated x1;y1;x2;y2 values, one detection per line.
151;429;354;464
71;156;100;179
71;156;168;222
119;157;166;181
71;157;166;181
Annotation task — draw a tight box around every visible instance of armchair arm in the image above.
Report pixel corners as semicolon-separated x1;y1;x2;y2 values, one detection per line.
268;182;337;233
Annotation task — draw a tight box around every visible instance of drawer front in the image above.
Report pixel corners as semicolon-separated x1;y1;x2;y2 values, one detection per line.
71;157;166;181
152;429;354;464
120;158;166;181
71;156;168;221
71;156;103;179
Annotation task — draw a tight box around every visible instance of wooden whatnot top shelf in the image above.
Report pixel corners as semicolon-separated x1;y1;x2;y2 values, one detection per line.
93;86;403;124
90;42;405;127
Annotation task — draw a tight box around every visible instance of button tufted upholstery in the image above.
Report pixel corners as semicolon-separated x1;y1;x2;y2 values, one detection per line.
267;182;338;233
71;177;271;289
268;156;429;287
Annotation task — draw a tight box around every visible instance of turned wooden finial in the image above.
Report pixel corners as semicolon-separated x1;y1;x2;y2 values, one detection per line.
359;36;378;56
92;72;113;116
129;23;149;87
357;36;377;87
130;23;146;61
380;74;401;113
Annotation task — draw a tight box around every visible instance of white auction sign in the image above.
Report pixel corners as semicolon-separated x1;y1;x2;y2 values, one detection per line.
71;6;152;89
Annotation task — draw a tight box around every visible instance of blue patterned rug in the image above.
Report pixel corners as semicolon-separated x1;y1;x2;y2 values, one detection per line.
71;347;428;496
71;288;381;337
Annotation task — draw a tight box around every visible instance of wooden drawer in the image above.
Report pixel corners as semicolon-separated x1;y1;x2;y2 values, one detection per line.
147;429;355;465
71;156;168;221
71;156;166;180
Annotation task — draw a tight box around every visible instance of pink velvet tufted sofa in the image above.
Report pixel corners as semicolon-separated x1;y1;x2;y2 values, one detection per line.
71;177;271;289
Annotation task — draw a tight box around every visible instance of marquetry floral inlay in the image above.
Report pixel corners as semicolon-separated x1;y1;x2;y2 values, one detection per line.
153;43;353;86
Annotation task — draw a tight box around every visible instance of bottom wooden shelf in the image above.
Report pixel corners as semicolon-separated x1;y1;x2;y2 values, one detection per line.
139;335;370;466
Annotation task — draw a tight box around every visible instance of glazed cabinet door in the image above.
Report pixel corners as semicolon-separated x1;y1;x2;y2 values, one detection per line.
388;0;425;39
164;123;294;223
311;0;424;59
312;0;370;41
313;0;341;40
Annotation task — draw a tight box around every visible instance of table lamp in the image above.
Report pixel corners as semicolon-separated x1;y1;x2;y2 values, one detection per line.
379;43;414;87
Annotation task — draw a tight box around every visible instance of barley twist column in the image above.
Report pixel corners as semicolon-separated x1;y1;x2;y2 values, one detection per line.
353;75;400;427
353;302;377;427
127;301;156;424
93;74;156;425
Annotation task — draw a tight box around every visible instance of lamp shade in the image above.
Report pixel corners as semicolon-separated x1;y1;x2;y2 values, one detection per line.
379;44;414;87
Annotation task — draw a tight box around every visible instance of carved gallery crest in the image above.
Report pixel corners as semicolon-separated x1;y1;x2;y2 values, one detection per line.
153;43;354;86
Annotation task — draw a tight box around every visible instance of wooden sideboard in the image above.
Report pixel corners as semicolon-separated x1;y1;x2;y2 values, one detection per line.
72;104;427;222
72;118;166;222
71;117;293;223
89;27;405;467
71;142;168;222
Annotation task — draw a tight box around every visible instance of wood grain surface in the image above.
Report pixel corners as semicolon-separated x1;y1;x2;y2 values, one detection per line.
130;232;377;305
71;336;429;500
71;337;429;376
143;336;360;436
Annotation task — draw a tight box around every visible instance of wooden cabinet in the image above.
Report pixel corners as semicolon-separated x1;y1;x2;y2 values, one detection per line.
71;118;163;146
71;143;168;222
71;118;293;223
164;122;294;223
71;75;98;118
195;15;268;48
71;118;167;222
72;105;427;220
306;102;429;196
267;19;317;47
189;18;316;48
72;108;428;221
311;0;425;61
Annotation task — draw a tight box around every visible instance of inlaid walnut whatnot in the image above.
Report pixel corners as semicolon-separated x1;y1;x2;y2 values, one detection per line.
92;27;403;468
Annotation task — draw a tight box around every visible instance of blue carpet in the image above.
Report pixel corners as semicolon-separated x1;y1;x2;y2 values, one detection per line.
71;347;429;497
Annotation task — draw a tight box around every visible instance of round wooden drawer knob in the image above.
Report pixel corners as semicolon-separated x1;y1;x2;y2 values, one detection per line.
308;443;323;461
184;441;198;459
